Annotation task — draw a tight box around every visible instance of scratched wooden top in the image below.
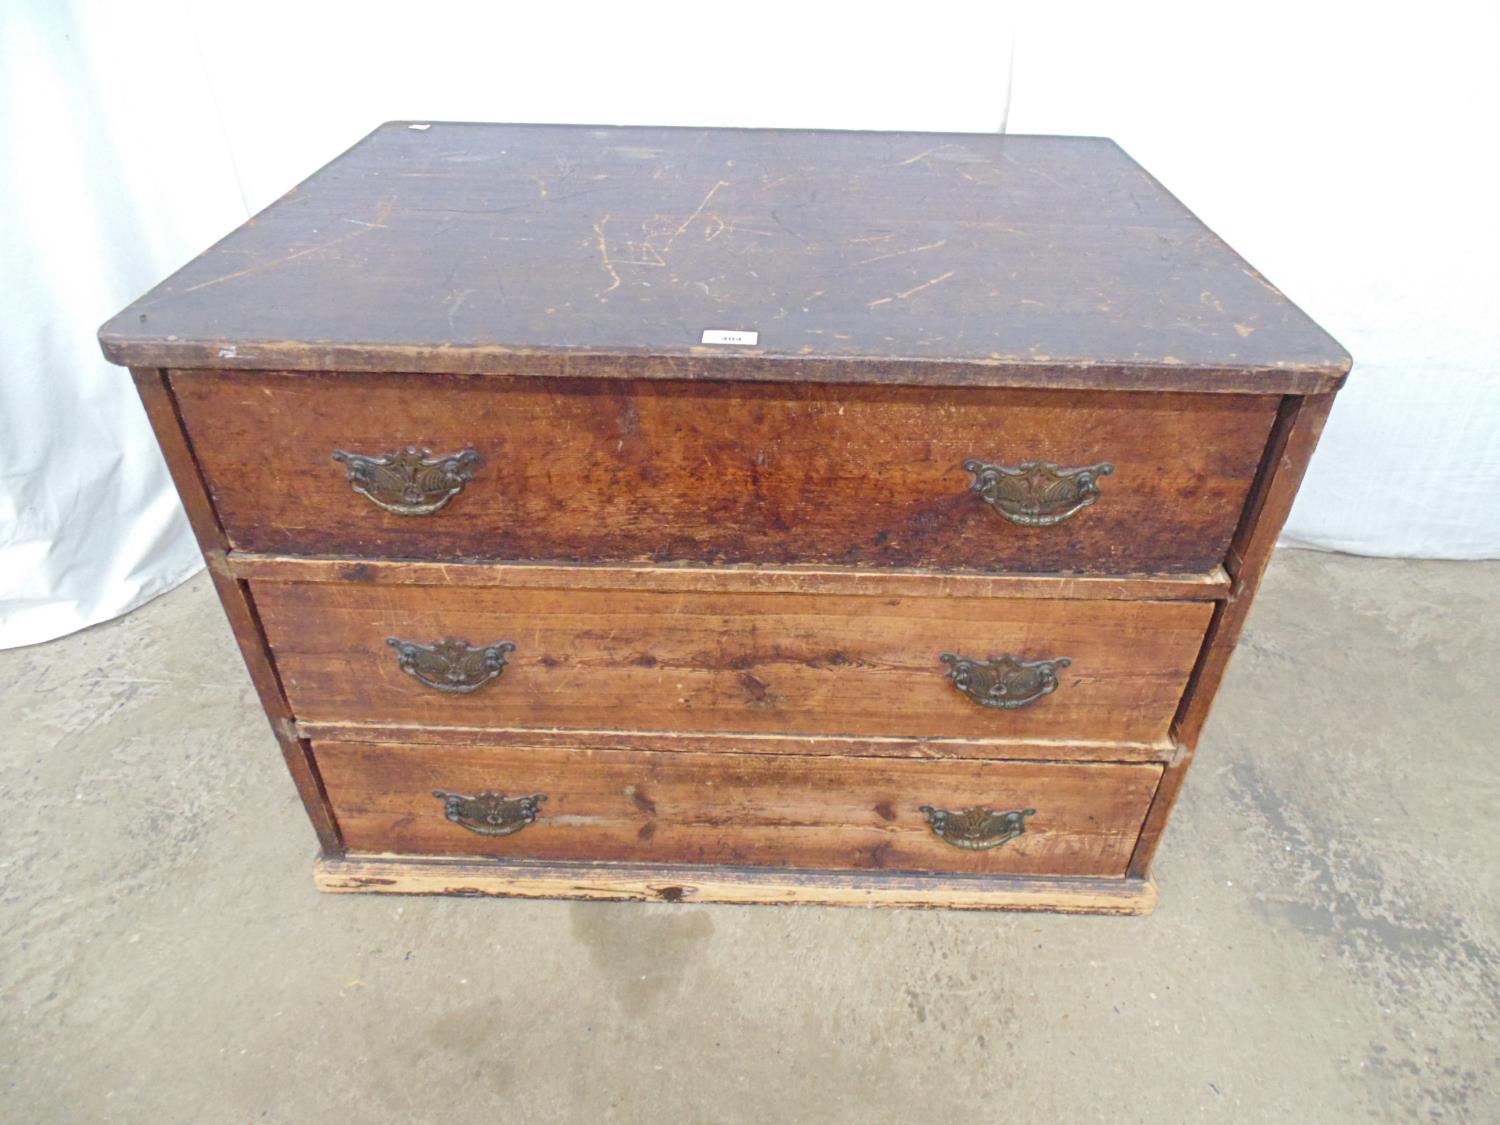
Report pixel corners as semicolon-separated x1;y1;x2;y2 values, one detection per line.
100;122;1348;392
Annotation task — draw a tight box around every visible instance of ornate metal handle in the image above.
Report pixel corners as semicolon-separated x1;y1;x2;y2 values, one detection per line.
331;446;481;515
433;790;546;836
919;805;1036;850
963;458;1114;527
387;637;516;694
940;652;1070;710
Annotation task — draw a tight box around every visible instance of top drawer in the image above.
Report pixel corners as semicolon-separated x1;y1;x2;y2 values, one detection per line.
171;371;1277;574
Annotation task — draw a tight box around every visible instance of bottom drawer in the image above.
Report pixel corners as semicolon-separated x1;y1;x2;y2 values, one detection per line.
315;741;1162;878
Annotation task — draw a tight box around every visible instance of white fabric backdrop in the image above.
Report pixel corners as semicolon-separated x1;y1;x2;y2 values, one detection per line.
1;1;242;649
3;0;1497;649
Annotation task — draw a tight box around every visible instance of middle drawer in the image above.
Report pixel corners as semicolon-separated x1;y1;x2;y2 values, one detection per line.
254;581;1212;744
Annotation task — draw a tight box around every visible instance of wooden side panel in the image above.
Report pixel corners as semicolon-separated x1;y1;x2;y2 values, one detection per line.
1130;393;1338;878
1173;394;1337;746
254;582;1214;744
315;741;1163;878
127;368;342;854
172;371;1279;575
315;855;1160;914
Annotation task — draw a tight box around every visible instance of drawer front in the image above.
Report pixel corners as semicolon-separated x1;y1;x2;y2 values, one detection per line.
174;370;1277;574
315;740;1163;877
255;581;1212;743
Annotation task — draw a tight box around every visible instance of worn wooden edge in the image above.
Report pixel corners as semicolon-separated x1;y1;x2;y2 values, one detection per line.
1127;739;1195;878
128;366;344;855
98;339;1347;395
1171;393;1336;749
1133;392;1338;878
228;553;1231;601
312;853;1160;914
296;720;1177;763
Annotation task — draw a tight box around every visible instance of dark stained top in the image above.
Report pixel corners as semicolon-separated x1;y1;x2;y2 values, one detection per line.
99;122;1349;392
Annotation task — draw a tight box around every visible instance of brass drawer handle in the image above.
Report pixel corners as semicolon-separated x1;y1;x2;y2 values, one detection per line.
331;446;481;515
920;805;1036;850
940;652;1070;710
387;637;516;694
963;458;1114;527
433;790;546;836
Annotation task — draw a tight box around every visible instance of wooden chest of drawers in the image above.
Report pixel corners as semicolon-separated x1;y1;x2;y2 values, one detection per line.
100;123;1348;913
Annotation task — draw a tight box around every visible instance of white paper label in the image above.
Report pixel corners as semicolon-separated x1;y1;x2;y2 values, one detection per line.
701;329;759;346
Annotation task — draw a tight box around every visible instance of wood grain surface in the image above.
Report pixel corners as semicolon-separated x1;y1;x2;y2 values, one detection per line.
293;719;1175;764
98;124;1349;392
1173;393;1338;747
228;553;1231;600
1131;392;1339;877
253;581;1213;743
315;854;1160;913
129;368;342;853
314;740;1163;877
174;370;1278;574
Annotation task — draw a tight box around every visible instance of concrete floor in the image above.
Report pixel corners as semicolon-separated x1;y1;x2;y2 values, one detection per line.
1;549;1495;1122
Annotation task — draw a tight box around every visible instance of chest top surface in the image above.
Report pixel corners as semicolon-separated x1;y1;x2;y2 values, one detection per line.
99;122;1347;390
